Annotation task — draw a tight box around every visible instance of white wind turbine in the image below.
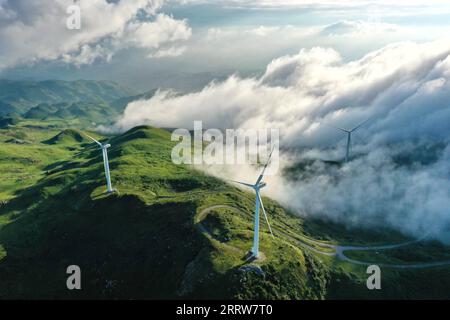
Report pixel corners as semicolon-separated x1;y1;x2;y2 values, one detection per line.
232;147;276;259
338;119;369;163
85;134;114;193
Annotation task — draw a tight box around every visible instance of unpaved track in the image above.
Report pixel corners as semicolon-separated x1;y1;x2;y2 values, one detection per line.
197;205;450;269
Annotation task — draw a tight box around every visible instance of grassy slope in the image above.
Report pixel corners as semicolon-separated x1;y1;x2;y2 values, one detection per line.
0;121;450;299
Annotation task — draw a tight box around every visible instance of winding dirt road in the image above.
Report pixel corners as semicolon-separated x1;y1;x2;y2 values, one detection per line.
197;205;450;269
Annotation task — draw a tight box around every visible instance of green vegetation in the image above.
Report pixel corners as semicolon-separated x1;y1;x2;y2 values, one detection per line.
0;118;450;299
0;80;158;130
346;241;450;264
0;80;137;115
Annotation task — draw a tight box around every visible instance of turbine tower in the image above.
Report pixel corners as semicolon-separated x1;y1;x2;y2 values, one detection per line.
85;134;114;193
232;147;276;259
338;119;369;163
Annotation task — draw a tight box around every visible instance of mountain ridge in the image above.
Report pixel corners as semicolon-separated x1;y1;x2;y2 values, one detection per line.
0;79;139;116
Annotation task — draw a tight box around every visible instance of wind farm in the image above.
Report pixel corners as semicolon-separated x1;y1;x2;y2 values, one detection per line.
1;113;450;300
1;0;450;303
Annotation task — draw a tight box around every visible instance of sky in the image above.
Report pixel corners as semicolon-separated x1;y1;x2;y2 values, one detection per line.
2;0;450;241
2;0;450;91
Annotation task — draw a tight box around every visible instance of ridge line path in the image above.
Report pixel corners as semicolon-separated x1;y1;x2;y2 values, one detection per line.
197;205;450;269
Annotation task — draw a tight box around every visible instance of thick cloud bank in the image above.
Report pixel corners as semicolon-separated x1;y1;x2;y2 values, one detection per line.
114;40;450;242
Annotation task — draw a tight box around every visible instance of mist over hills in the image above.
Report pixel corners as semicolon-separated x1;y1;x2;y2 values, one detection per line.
111;40;450;245
0;75;449;299
1;123;449;299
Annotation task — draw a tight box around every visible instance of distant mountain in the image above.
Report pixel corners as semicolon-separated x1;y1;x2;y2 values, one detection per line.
0;79;138;115
20;88;157;126
23;101;121;125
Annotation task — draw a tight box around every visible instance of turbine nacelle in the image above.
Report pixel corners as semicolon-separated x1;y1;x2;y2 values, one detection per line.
256;182;267;190
338;128;351;134
103;144;111;149
233;180;266;191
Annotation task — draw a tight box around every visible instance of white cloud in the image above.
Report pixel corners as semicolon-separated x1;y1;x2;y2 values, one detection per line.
61;44;113;66
112;39;450;242
114;39;450;146
319;20;400;36
147;46;187;58
118;14;191;50
173;20;450;80
0;0;191;69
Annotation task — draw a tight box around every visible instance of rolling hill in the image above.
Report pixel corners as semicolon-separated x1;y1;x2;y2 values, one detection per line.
0;80;138;116
21;89;158;127
23;101;121;126
0;80;158;128
1;119;450;299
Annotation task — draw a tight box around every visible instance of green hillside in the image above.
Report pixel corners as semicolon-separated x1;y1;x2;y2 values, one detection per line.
1;120;450;299
43;129;90;145
0;80;157;128
0;80;137;115
23;101;122;126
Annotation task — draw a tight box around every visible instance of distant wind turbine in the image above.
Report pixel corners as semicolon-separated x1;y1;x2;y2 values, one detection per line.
232;147;276;259
85;134;114;193
338;119;369;163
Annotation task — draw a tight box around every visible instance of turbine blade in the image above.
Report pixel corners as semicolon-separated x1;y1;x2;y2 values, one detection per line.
351;118;370;132
338;128;350;133
257;193;274;238
229;180;254;188
84;133;102;147
256;144;276;184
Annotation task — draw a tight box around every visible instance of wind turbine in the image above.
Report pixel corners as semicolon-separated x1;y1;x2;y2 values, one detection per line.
85;134;114;193
338;119;369;163
232;147;276;259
